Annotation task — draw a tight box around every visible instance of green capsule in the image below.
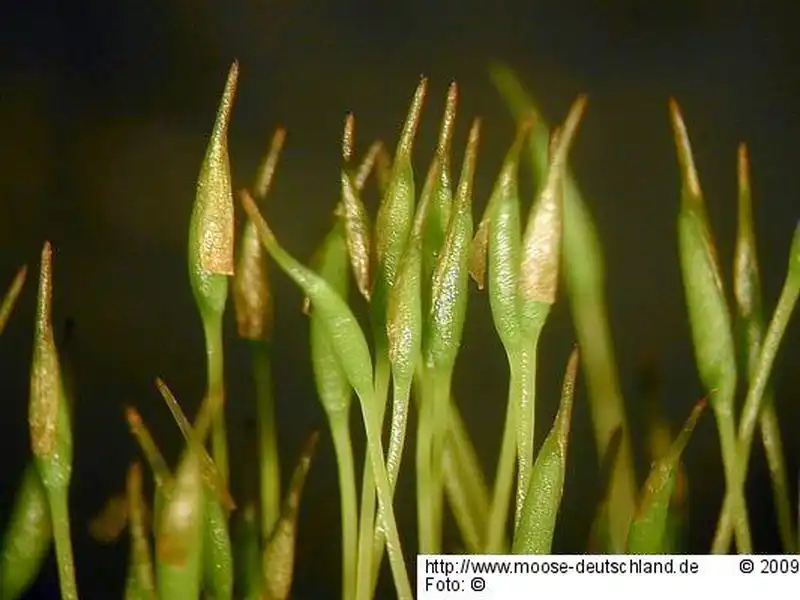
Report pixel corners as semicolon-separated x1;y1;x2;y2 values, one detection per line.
261;432;318;600
188;63;237;356
474;120;531;351
188;61;238;308
28;242;78;600
424;118;480;373
490;64;636;551
371;78;427;359
422;82;457;297
234;127;283;341
627;398;707;554
0;463;51;600
188;62;239;486
512;347;579;554
670;99;738;402
124;463;157;600
669;99;751;553
385;206;424;473
340;114;373;301
418;120;480;555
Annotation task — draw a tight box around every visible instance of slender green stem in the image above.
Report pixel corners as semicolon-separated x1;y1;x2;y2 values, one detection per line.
368;371;413;591
359;392;412;599
48;488;78;600
203;313;229;486
713;281;799;551
712;396;752;553
485;351;520;553
416;381;436;554
253;342;280;538
430;369;452;553
443;402;492;552
330;412;358;600
386;374;413;497
416;367;451;555
514;340;538;528
759;405;796;552
355;354;390;600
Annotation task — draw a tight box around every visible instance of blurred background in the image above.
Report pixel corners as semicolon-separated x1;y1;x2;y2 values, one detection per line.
1;0;799;597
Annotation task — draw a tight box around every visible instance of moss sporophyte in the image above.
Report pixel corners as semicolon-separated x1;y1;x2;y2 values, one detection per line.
1;64;798;600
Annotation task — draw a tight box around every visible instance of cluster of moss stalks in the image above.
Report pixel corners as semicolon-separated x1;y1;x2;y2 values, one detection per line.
1;62;798;600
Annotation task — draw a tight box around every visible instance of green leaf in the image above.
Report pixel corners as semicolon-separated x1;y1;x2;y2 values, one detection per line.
309;218;352;417
124;463;157;600
261;432;319;600
512;347;579;554
627;398;707;554
155;388;223;600
730;142;795;553
0;463;52;600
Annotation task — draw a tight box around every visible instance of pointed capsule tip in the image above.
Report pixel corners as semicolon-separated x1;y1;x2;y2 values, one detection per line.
737;142;750;184
41;240;52;264
468;117;482;144
519;112;536;135
124;405;142;427
668;96;681;121
342;113;356;163
569;94;589;120
447;80;458;97
668;98;702;200
129;460;143;481
273;126;287;147
36;241;53;330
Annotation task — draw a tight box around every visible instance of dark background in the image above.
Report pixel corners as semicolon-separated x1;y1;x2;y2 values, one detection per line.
1;1;799;598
